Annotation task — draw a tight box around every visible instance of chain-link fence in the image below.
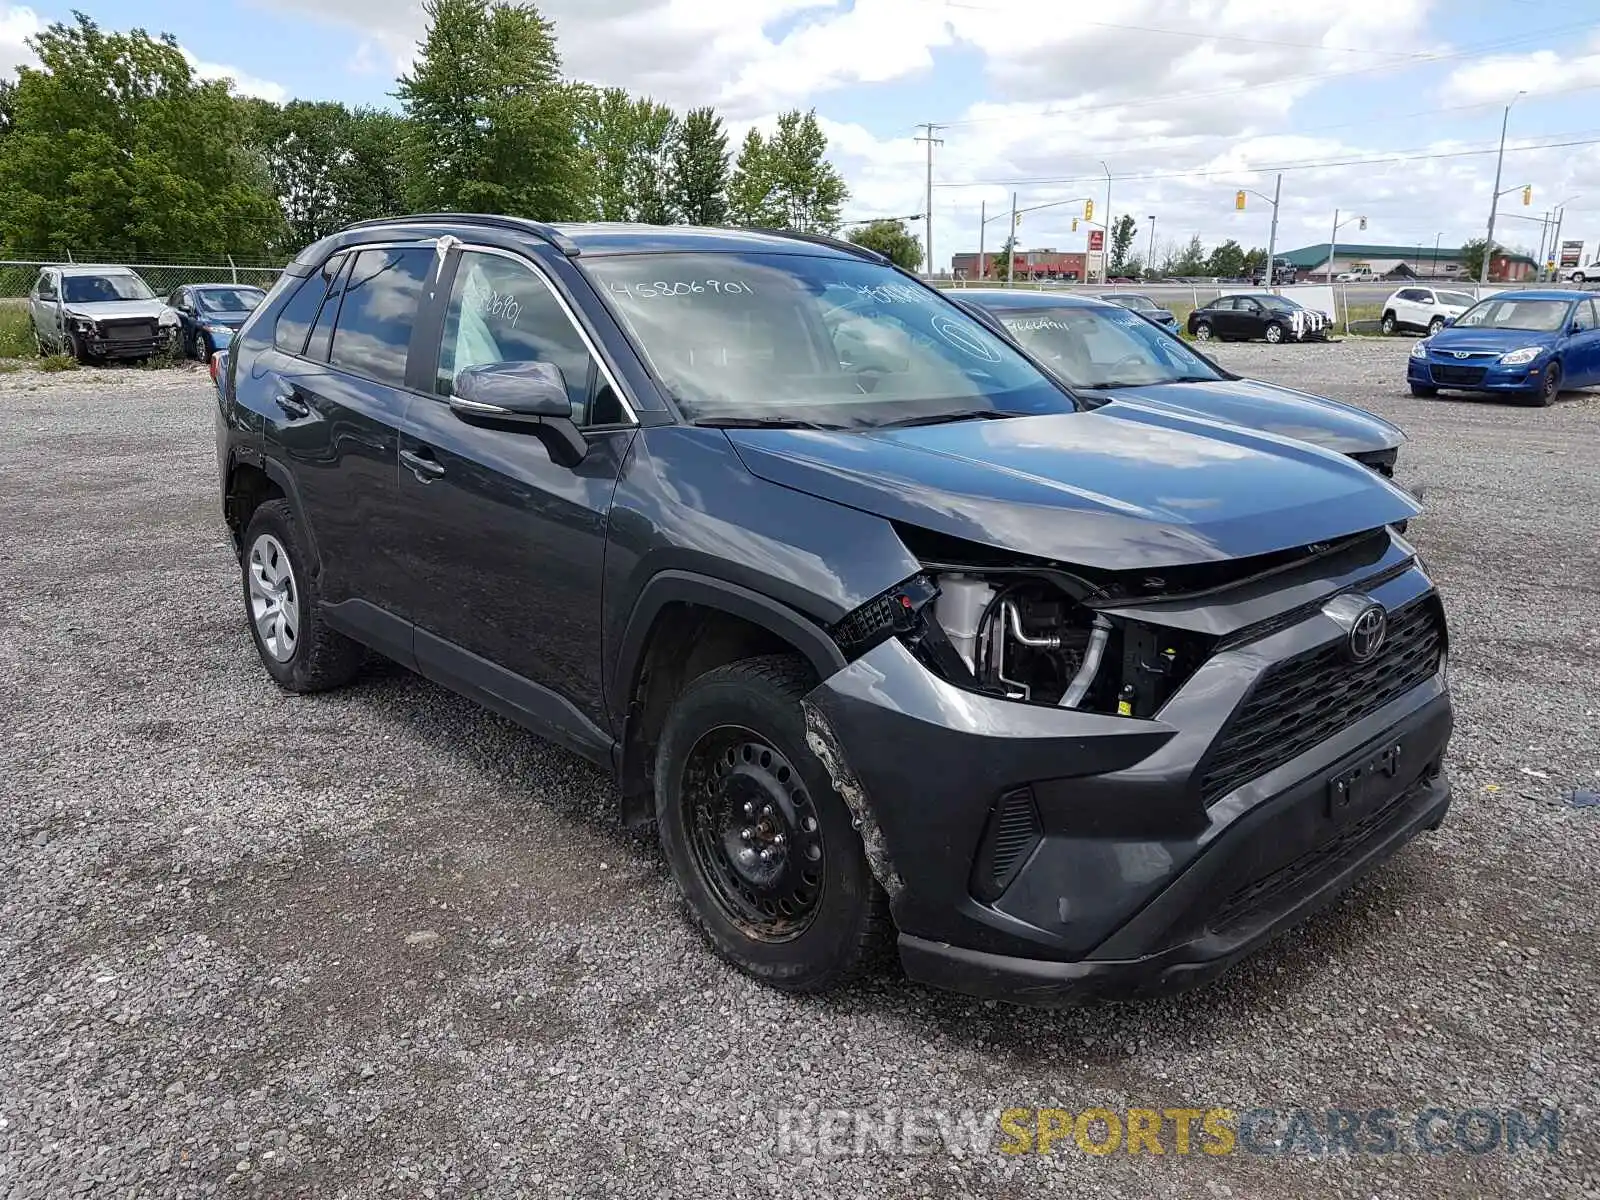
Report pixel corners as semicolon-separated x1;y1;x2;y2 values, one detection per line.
1;254;286;300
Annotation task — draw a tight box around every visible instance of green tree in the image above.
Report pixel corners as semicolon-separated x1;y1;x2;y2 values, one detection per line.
847;219;923;271
1460;237;1495;280
339;108;409;226
729;127;777;225
576;88;678;223
625;97;678;224
1205;238;1245;279
250;100;353;249
1173;234;1207;276
396;0;588;220
728;110;848;232
1108;213;1137;274
0;13;283;256
671;107;730;225
1241;246;1267;276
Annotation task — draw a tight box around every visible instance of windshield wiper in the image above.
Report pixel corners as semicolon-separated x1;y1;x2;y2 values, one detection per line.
691;416;846;430
877;409;1025;429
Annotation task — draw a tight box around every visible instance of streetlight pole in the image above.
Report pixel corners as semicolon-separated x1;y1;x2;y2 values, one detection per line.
1007;192;1019;285
1326;208;1366;284
1432;232;1441;278
1265;174;1281;289
1100;161;1113;282
1146;215;1157;275
1480;92;1525;285
915;123;945;278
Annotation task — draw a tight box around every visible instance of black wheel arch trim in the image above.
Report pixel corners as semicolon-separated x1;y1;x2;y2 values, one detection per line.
226;448;323;573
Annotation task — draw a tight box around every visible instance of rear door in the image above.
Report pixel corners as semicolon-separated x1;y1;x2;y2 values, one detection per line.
260;241;440;659
1205;297;1237;336
394;243;638;738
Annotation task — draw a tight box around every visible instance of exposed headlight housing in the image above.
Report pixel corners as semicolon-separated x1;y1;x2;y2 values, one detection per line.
1499;345;1543;365
1410;341;1428;360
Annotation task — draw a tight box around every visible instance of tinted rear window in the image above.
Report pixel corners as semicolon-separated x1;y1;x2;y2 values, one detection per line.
274;262;339;355
329;247;433;387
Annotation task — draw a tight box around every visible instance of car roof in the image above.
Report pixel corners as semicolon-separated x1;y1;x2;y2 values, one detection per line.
57;265;140;276
1482;289;1581;302
949;289;1113;311
325;215;877;260
190;281;265;291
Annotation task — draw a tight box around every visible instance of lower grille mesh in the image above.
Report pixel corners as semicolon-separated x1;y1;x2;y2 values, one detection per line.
1199;595;1445;807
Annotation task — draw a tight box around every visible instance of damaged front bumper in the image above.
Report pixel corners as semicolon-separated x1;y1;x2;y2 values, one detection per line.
802;546;1453;1007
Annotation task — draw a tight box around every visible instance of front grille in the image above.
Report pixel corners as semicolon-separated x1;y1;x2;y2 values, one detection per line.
1198;595;1445;808
1429;363;1487;386
105;321;157;342
1210;791;1415;931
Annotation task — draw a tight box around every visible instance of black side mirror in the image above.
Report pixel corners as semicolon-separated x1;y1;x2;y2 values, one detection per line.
449;360;586;467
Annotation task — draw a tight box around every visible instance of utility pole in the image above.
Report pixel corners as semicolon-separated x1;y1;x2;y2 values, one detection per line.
1100;161;1113;282
1007;191;1018;285
915;123;944;278
978;199;985;281
1146;215;1157;274
1328;208;1339;284
1265;173;1281;289
1481;93;1524;285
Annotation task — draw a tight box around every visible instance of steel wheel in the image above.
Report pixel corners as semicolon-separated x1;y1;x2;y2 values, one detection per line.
247;533;301;662
682;726;826;943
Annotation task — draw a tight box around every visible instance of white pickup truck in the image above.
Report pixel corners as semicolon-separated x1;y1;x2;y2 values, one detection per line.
1335;265;1377;282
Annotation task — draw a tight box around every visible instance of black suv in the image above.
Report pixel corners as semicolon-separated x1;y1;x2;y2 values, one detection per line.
215;216;1452;1005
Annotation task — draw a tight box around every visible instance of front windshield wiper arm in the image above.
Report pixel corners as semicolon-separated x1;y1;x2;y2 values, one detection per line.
691;416;846;430
877;409;1026;429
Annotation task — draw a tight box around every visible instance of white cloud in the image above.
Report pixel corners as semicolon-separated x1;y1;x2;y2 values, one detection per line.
181;47;289;102
0;2;42;76
1440;36;1600;106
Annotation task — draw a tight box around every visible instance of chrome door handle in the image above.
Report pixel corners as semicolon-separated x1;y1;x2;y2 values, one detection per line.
272;381;310;419
400;448;445;481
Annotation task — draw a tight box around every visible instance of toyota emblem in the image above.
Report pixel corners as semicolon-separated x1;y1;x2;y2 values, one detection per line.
1348;605;1388;663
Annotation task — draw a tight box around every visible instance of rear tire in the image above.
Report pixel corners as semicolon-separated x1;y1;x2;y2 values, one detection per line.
1381;312;1397;335
240;499;364;693
1192;321;1213;341
1409;384;1438;398
655;655;891;993
1427;317;1446;335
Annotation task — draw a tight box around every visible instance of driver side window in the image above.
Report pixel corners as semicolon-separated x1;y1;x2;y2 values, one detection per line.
1575;300;1599;333
36;273;57;301
436;250;624;427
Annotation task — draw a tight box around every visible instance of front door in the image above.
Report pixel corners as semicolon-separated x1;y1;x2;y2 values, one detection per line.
395;245;637;736
1568;298;1600;386
29;271;61;350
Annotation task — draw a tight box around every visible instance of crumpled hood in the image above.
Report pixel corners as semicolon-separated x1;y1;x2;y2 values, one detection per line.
61;300;174;323
1084;378;1404;455
1425;326;1559;355
727;408;1418;570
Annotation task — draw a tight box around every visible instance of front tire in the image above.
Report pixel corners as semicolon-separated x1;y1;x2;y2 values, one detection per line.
1409;384;1438;397
655;655;891;993
195;330;213;363
240;500;364;692
1264;321;1285;344
1192;321;1213;341
1525;362;1561;407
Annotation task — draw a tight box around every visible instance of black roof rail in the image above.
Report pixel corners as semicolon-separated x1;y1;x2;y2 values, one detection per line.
338;212;582;257
746;228;887;264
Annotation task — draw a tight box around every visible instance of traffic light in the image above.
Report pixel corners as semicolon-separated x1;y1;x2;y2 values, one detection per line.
1358;216;1367;231
1522;185;1532;206
1084;199;1094;222
1235;190;1247;211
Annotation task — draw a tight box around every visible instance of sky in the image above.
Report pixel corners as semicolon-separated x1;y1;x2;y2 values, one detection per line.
4;0;1600;270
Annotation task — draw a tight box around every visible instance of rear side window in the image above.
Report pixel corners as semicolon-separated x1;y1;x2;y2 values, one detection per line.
304;255;354;362
329;247;433;387
274;273;332;355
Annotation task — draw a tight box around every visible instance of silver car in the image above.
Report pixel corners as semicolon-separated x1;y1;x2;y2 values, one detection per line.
29;266;178;361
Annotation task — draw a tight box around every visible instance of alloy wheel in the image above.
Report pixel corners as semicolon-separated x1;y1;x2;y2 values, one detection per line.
1193;323;1213;341
682;726;826;942
1429;318;1445;335
1265;323;1284;343
247;533;300;662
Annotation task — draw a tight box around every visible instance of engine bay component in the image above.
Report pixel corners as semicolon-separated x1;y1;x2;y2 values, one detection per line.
950;576;1112;709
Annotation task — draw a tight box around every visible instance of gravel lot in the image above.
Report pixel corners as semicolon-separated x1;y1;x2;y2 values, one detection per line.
3;342;1597;1199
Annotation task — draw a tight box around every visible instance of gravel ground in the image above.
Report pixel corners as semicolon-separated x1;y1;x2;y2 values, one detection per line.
2;344;1597;1199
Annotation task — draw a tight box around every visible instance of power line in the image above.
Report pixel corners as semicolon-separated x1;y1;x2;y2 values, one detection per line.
930;134;1600;190
927;17;1600;128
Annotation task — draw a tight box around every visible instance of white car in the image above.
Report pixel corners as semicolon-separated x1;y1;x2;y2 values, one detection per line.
1558;260;1599;283
1380;285;1477;336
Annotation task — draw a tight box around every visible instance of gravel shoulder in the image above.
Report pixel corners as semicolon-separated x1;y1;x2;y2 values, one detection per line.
2;347;1597;1199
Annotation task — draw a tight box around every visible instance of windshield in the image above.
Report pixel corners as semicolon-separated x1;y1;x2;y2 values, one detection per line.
585;252;1074;427
996;305;1225;389
1436;290;1476;308
1454;297;1571;332
196;287;265;314
62;274;155;304
1111;295;1158;311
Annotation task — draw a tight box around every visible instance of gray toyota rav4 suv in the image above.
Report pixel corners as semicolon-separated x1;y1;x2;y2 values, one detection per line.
214;215;1452;1005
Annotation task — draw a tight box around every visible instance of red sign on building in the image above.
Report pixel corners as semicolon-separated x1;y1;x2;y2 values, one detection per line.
1087;229;1105;252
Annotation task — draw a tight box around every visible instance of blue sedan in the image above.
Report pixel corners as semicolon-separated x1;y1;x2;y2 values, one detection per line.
1407;290;1600;406
166;283;268;361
